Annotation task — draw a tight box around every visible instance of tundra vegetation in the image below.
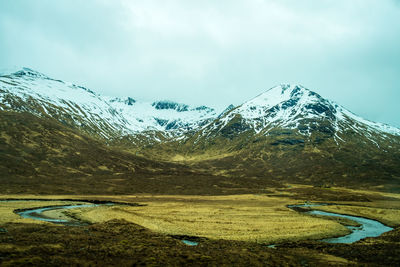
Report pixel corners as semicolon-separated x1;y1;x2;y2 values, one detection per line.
1;187;400;266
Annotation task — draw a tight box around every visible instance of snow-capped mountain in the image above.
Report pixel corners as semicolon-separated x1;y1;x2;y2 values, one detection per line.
106;97;217;135
1;68;400;190
199;84;400;143
0;68;131;139
0;68;218;139
159;84;400;189
1;68;399;145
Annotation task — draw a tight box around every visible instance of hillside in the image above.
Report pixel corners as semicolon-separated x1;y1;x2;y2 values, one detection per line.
0;68;217;141
139;85;400;191
1;69;400;193
0;110;284;195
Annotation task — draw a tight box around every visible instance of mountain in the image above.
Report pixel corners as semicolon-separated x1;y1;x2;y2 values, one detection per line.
1;68;400;193
0;68;130;140
0;68;218;141
193;84;400;143
1;110;258;195
215;84;399;136
138;85;400;191
107;97;217;136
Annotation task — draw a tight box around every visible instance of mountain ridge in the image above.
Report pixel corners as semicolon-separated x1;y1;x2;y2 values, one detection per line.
1;67;400;193
1;67;399;139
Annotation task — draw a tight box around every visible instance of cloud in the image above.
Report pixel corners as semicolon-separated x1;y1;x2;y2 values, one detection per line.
0;0;399;126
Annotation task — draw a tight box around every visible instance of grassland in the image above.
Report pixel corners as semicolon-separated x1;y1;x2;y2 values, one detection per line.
1;188;400;265
2;189;400;244
0;200;87;225
66;194;350;244
0;194;350;244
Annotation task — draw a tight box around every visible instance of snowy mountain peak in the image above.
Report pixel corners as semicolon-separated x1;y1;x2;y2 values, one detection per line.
244;84;321;111
1;68;399;142
107;98;217;134
214;84;400;137
125;97;136;106
218;104;236;117
152;100;190;112
237;84;327;121
109;97;137;106
9;67;50;79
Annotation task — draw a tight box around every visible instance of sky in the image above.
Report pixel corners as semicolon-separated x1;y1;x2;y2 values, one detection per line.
1;0;400;127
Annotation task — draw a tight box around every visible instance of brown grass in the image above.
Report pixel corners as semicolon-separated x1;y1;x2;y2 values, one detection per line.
68;194;349;243
2;189;399;243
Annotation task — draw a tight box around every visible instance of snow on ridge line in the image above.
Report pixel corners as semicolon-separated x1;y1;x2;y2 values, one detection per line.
106;97;218;133
216;84;400;136
0;66;31;76
0;69;220;135
0;71;132;136
340;108;400;136
1;68;400;137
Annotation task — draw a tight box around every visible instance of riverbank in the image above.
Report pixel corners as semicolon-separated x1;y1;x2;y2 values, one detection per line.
1;195;351;243
12;200;394;245
1;218;400;266
1;188;400;265
2;190;400;243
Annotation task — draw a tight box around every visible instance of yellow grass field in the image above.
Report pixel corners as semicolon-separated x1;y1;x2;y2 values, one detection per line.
3;190;400;244
66;194;350;243
1;189;400;266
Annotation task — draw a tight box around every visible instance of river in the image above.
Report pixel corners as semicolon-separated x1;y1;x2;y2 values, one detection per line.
8;200;394;245
288;204;393;243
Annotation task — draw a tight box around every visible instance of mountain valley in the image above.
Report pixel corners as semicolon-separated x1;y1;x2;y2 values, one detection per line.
2;68;400;266
1;68;399;194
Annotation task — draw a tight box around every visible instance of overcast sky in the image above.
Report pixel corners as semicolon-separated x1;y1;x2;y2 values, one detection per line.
1;0;399;127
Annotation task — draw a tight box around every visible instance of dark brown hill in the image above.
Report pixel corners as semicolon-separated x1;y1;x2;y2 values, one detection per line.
0;111;283;195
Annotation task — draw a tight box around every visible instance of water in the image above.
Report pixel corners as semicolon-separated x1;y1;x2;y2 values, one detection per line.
11;200;393;245
289;204;393;244
181;240;199;246
308;209;393;243
17;204;99;225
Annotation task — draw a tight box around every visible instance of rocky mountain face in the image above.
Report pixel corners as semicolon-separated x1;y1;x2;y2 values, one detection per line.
1;68;400;192
186;84;400;149
107;98;216;137
0;68;130;140
209;84;400;137
138;85;400;190
0;68;217;141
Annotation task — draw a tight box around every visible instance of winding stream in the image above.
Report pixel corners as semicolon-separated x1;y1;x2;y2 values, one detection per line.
0;199;115;226
16;204;102;225
12;201;198;246
4;200;394;245
289;204;393;243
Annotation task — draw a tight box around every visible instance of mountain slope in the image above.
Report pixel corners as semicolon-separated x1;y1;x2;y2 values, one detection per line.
201;84;400;140
0;68;130;140
1;69;400;192
0;68;218;141
141;85;400;191
108;98;217;135
0;110;174;194
1;111;278;195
